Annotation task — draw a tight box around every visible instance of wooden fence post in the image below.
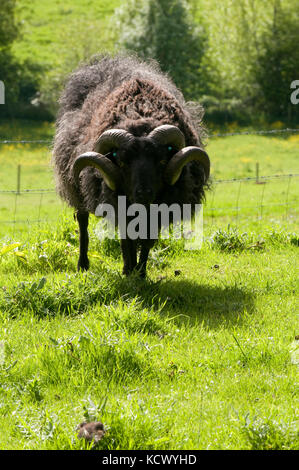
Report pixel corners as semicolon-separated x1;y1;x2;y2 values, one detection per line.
17;164;21;195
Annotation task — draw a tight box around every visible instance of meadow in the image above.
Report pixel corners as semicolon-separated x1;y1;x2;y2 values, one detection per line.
0;120;298;450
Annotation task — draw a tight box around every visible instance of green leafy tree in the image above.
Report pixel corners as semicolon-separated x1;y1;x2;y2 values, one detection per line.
0;0;20;104
254;2;299;121
0;0;43;118
0;0;19;49
113;0;207;100
188;0;299;124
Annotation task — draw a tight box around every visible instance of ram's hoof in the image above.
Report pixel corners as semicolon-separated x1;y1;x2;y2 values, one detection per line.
77;256;89;271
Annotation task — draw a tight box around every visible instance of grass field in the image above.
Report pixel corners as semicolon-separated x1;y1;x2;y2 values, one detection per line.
0;120;298;450
13;0;120;66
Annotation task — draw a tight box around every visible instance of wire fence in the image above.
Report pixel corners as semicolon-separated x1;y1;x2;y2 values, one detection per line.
207;174;297;225
209;127;299;138
0;128;298;232
1;175;297;233
0;126;299;144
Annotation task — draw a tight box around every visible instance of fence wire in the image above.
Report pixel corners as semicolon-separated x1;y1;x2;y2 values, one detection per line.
1;174;297;229
0;127;299;145
0;128;298;230
209;128;299;138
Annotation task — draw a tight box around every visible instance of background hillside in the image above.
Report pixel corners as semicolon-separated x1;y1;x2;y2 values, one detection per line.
1;0;298;125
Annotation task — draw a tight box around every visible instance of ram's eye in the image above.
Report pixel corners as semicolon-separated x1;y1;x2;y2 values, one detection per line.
118;161;124;168
166;145;177;154
160;159;167;165
108;149;118;159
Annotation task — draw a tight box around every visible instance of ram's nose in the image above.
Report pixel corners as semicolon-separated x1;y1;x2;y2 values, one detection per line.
134;188;154;204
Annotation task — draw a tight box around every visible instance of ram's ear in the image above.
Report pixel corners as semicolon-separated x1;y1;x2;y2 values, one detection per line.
73;151;121;191
164;146;210;185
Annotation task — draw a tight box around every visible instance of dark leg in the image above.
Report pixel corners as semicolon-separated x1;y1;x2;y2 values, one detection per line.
76;211;89;271
136;240;154;278
121;238;137;276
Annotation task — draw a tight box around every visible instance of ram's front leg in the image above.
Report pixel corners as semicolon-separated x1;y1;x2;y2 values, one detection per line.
76;211;89;271
121;238;137;276
136;239;155;278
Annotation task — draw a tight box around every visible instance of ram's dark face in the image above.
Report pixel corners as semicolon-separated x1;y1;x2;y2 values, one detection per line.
73;125;210;204
107;138;175;205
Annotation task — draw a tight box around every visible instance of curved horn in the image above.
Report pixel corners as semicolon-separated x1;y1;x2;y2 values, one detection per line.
164;146;210;186
73;151;121;191
95;129;135;154
148;125;185;149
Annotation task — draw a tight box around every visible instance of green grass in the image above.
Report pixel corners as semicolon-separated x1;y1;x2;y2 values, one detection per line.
13;0;120;68
0;120;298;450
0;220;298;450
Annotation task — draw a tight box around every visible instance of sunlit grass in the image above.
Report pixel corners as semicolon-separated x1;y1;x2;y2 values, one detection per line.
0;121;298;449
0;217;298;450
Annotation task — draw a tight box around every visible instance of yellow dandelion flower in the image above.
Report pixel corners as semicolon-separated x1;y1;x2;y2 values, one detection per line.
271;121;284;129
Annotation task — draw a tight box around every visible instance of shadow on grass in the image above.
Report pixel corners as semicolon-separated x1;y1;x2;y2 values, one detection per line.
2;265;255;330
111;274;256;329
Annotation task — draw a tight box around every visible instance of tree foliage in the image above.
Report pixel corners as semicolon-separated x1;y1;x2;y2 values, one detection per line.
189;0;299;123
1;0;298;123
0;0;43;117
254;2;299;120
113;0;207;100
0;0;19;50
0;0;20;106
